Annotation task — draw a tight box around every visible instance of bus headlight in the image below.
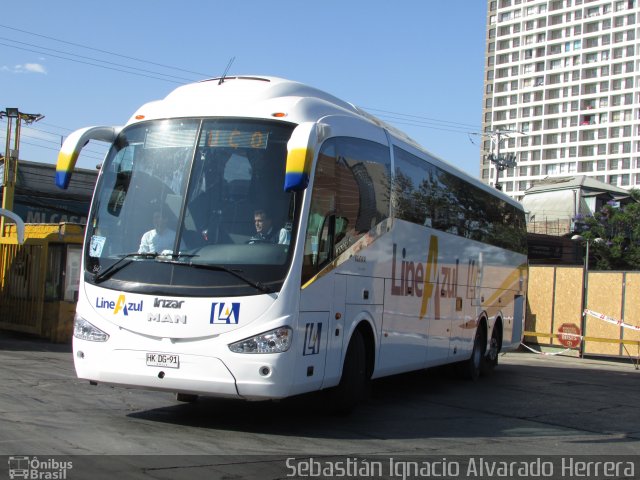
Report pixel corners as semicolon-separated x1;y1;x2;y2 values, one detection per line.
73;315;110;342
228;326;292;354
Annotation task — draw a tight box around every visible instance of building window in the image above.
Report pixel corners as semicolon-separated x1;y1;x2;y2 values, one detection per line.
579;161;594;172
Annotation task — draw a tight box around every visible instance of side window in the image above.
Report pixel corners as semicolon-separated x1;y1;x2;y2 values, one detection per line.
394;147;455;230
393;147;431;225
302;137;391;284
393;146;527;254
338;137;391;235
302;140;337;282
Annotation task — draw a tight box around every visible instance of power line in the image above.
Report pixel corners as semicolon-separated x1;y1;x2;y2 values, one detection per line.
18;139;105;162
37;121;77;132
0;41;187;84
0;24;482;136
0;25;485;149
0;36;198;83
362;107;482;136
1;119;108;156
23;135;108;157
362;106;480;130
380;118;481;135
0;23;213;78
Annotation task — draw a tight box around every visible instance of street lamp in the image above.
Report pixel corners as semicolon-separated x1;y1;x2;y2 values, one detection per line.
0;108;44;237
488;152;517;191
485;129;522;191
571;234;604;357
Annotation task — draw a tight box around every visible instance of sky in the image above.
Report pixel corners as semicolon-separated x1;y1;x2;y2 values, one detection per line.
1;1;488;176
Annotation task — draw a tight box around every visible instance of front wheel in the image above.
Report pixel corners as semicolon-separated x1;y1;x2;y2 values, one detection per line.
327;329;369;414
176;393;198;403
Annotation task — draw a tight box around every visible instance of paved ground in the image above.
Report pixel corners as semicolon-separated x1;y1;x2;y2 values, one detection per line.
0;332;638;478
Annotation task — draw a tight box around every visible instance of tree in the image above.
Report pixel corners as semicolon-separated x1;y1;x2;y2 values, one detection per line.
575;189;640;270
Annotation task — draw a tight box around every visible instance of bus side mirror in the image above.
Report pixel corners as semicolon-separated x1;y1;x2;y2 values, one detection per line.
284;122;326;192
56;126;121;190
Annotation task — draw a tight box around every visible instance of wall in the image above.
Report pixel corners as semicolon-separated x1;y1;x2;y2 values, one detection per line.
526;265;640;357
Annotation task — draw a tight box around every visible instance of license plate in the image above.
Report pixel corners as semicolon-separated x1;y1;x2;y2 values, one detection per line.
146;352;179;368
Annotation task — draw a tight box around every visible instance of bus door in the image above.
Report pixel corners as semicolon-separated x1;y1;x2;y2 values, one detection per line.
323;273;347;387
297;116;390;388
297;264;346;392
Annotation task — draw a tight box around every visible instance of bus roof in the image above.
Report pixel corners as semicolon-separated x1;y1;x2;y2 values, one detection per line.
128;75;522;211
129;76;417;142
129;76;358;125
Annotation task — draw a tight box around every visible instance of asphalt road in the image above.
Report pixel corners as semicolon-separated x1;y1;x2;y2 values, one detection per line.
0;332;638;478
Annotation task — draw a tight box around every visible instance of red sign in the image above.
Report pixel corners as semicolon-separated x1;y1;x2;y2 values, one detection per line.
558;323;581;348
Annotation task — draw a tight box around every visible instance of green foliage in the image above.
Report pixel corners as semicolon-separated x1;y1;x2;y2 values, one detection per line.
576;192;640;270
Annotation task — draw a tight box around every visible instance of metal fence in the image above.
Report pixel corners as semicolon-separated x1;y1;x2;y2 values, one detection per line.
0;241;45;335
0;223;84;342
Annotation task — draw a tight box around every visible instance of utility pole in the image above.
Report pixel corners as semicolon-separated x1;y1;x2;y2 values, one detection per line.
485;129;520;191
0;108;44;237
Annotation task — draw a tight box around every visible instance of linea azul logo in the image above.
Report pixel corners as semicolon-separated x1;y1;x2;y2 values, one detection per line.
8;456;73;479
95;294;143;316
210;302;240;324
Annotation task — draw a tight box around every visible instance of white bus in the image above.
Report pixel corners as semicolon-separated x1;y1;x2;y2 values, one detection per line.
57;76;528;411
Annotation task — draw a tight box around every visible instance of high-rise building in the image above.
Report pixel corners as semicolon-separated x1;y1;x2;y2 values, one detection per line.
482;0;639;201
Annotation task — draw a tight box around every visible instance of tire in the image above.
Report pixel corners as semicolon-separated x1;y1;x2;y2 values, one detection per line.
328;329;369;414
176;393;198;403
459;327;485;381
481;325;501;376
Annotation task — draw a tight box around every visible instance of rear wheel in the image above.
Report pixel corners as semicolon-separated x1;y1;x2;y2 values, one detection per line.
328;329;369;414
459;327;485;381
481;325;501;376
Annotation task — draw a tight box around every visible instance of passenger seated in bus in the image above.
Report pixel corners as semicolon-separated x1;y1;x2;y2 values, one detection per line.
248;209;289;244
139;211;178;254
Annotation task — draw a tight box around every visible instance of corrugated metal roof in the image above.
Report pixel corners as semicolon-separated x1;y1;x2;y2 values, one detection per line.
13;160;97;200
525;175;630;196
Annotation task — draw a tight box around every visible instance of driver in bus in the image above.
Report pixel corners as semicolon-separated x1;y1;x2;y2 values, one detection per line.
249;209;289;244
139;211;178;254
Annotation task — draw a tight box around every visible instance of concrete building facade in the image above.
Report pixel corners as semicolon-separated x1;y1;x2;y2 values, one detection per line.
482;0;640;200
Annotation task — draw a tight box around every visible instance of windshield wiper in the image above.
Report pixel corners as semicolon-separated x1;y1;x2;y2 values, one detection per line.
159;259;272;293
93;253;271;293
93;252;158;283
197;264;273;293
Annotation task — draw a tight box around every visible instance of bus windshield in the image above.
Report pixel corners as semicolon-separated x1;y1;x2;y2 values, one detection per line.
85;118;298;295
